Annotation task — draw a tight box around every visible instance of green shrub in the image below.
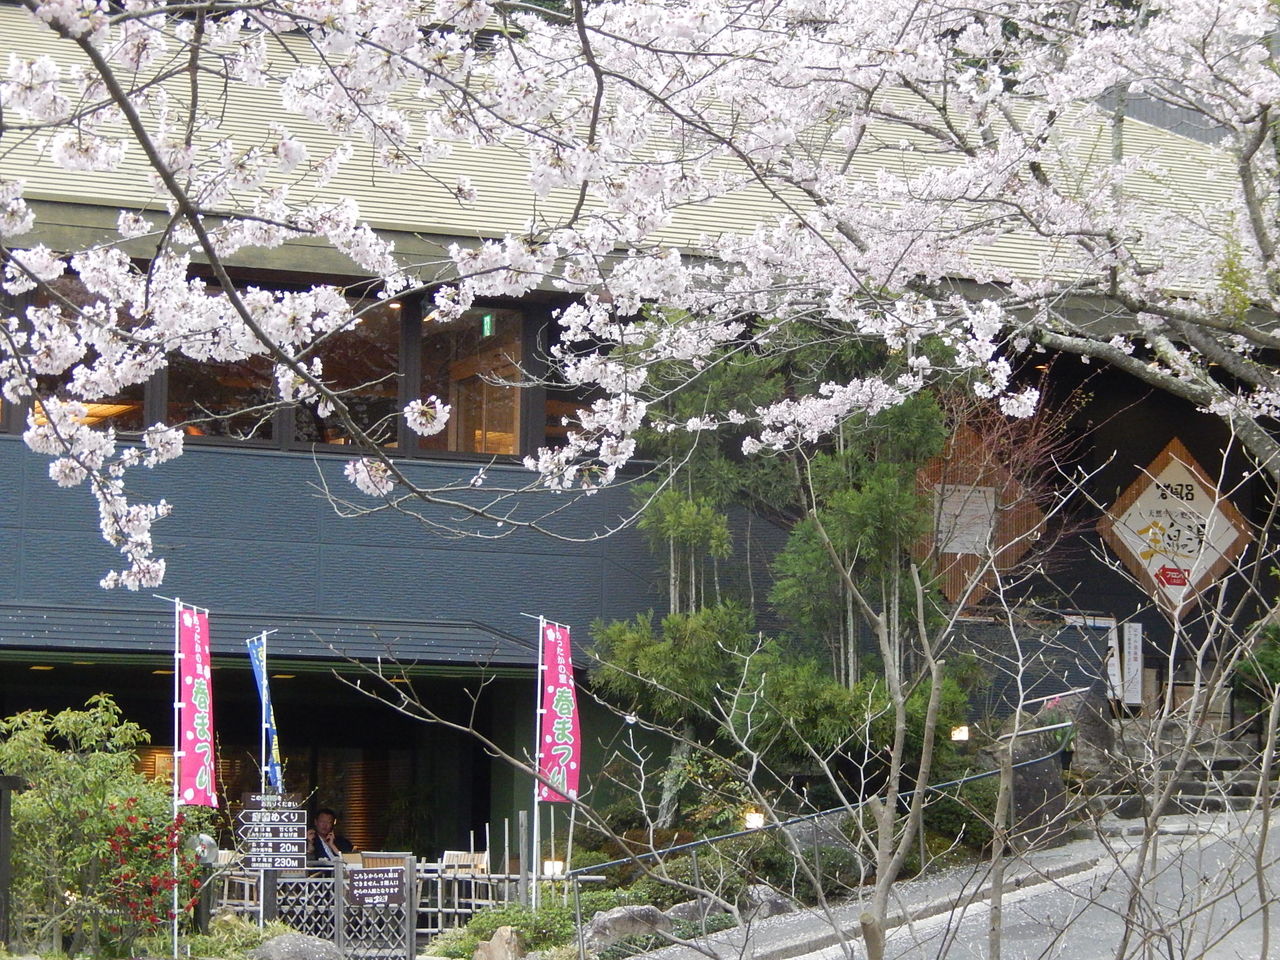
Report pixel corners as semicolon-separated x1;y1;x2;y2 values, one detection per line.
921;776;999;852
137;915;294;957
0;695;212;958
426;902;577;958
595;913;739;960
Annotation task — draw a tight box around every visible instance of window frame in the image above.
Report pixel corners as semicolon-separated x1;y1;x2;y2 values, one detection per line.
1;267;559;461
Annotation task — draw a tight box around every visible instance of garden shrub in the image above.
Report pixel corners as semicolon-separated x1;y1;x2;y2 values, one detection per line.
921;776;999;852
427;902;577;958
595;913;739;960
426;885;680;958
137;915;295;958
0;695;210;958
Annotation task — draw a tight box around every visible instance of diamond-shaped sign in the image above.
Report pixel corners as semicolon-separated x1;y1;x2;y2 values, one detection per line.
1097;438;1253;621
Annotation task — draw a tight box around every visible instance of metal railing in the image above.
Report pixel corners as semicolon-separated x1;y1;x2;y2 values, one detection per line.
567;733;1073;879
210;713;1077;950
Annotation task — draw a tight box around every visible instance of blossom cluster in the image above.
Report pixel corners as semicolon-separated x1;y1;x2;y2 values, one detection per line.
2;0;1277;577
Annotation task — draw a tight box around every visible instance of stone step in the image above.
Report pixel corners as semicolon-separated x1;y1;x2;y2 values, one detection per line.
1227;777;1263;797
1086;789;1279;819
1120;741;1257;760
1155;756;1250;773
1168;794;1258;814
1087;795;1149;819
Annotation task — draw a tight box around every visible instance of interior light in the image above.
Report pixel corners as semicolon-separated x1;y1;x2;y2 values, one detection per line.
271;673;296;679
950;725;970;742
33;401;141;427
152;669;174;675
72;661;94;665
389;677;412;684
744;810;766;830
541;860;565;877
29;665;54;671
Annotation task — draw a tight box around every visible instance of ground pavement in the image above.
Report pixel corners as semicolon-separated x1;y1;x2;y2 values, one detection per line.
643;809;1280;960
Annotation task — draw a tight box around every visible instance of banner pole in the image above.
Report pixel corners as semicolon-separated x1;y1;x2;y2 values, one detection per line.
259;632;268;795
171;598;182;960
532;617;545;911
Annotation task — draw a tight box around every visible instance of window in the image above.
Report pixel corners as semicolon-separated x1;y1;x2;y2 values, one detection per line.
12;274;539;459
168;354;276;441
31;277;146;432
420;307;522;455
293;301;403;448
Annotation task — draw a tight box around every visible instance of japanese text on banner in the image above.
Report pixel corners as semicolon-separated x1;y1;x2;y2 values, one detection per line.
537;622;580;802
178;607;218;807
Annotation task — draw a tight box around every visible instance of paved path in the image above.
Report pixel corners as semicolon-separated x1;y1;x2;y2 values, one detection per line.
643;810;1279;960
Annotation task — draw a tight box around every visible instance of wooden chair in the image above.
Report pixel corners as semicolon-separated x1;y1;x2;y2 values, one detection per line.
439;850;494;918
212;850;259;916
361;851;414;868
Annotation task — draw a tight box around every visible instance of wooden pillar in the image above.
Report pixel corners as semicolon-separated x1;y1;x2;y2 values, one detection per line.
0;775;24;949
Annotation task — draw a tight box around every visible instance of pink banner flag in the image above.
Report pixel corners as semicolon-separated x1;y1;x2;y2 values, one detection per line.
177;607;217;807
537;622;581;803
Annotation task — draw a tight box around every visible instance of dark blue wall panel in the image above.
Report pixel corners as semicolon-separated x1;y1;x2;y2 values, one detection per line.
0;436;662;645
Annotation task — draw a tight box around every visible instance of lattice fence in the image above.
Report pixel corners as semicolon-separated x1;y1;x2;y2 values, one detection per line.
275;875;337;940
265;863;415;960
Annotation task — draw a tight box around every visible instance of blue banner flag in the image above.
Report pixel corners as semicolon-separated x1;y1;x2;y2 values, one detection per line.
246;634;284;792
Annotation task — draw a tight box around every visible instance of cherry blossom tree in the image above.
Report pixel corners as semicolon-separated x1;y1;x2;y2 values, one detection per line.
1;0;1277;587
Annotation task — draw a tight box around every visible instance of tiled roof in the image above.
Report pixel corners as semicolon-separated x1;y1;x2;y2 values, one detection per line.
0;602;538;670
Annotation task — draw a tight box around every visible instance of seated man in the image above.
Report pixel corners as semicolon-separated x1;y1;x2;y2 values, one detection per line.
308;808;354;861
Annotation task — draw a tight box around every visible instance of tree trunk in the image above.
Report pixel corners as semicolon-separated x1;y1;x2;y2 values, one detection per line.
656;725;693;828
988;740;1014;960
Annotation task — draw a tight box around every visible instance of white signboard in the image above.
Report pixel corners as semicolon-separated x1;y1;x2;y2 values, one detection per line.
1099;439;1252;620
1105;622;1123;701
935;484;997;554
1122;622;1143;706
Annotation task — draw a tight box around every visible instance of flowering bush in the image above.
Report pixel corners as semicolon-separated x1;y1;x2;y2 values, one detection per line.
100;800;204;953
0;695;210;958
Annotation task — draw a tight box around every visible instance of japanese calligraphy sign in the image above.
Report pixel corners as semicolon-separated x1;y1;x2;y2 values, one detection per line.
536;622;580;803
1098;438;1252;622
178;606;218;807
347;867;407;906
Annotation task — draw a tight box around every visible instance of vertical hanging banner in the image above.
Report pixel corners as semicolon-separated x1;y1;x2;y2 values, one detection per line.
246;634;284;793
1122;621;1144;707
177;606;218;807
536;622;581;802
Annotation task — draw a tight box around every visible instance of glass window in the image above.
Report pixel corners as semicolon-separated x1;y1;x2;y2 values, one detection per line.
420;308;522;455
168;354;276;440
31;277;145;432
544;387;591;449
294;301;403;447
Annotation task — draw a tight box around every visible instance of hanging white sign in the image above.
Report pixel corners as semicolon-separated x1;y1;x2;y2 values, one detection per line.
1122;622;1144;706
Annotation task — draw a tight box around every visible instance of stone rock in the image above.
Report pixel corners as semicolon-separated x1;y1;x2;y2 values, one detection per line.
1070;682;1121;788
473;925;524;960
248;932;344;960
740;883;799;920
1011;744;1071;849
582;904;673;949
664;897;730;922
